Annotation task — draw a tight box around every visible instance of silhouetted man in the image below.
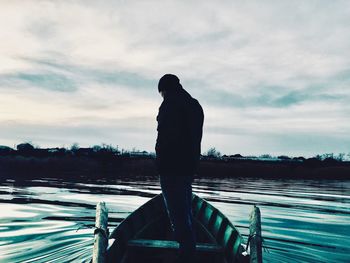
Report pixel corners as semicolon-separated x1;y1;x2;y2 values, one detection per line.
156;74;204;262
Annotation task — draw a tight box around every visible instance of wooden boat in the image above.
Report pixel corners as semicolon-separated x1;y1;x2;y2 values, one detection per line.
103;194;250;263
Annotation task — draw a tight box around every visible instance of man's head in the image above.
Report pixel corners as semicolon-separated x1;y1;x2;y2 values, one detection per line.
158;74;181;96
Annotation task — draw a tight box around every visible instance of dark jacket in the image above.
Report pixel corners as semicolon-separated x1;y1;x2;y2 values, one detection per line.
156;88;204;175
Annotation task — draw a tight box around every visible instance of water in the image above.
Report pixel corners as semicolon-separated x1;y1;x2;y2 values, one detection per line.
0;176;349;263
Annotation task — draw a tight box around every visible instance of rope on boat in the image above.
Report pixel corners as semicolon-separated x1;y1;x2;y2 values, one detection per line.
75;223;93;232
246;233;269;253
246;233;261;248
94;226;109;240
75;223;110;239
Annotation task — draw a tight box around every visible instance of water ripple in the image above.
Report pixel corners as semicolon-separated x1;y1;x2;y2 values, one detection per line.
0;177;349;263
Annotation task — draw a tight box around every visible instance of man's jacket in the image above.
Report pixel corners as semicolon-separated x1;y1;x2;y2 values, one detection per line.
156;88;204;175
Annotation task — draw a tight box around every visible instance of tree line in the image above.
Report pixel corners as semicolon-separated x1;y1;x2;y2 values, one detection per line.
1;143;348;164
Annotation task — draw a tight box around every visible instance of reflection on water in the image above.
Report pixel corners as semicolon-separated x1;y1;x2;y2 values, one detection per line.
0;176;349;262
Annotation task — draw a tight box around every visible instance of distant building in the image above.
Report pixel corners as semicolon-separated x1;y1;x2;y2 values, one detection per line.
75;148;95;156
129;151;149;157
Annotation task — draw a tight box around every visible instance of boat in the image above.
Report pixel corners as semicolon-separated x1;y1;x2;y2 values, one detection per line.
100;194;252;263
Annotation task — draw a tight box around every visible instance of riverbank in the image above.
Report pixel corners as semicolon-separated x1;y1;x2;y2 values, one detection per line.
0;155;349;179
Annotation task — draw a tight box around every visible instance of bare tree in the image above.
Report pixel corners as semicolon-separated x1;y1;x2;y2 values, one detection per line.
206;147;221;158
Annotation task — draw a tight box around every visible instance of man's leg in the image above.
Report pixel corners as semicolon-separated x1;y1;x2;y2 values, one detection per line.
160;175;196;262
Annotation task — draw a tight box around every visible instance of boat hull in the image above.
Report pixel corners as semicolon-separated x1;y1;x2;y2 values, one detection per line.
106;194;247;263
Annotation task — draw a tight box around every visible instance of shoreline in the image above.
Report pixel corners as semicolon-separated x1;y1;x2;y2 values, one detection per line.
0;155;349;180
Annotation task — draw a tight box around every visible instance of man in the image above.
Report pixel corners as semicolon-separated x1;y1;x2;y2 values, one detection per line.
156;74;204;262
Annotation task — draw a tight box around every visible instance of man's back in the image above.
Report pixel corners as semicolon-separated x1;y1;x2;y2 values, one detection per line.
156;81;204;175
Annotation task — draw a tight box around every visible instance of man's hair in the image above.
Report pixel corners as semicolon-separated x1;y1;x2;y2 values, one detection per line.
158;74;181;92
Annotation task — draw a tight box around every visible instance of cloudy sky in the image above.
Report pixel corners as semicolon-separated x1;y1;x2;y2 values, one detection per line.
1;0;349;157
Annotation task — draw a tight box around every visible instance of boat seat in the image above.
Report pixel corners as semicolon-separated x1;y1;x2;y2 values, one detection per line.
127;239;223;254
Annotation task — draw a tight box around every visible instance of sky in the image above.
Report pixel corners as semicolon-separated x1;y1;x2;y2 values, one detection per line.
0;0;350;157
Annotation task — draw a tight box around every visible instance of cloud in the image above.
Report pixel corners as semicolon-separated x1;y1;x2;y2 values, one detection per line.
10;56;156;94
0;71;77;92
197;82;348;109
24;56;151;81
1;1;350;156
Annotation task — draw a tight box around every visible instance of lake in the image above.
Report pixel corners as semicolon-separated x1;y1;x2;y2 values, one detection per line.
0;176;349;262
